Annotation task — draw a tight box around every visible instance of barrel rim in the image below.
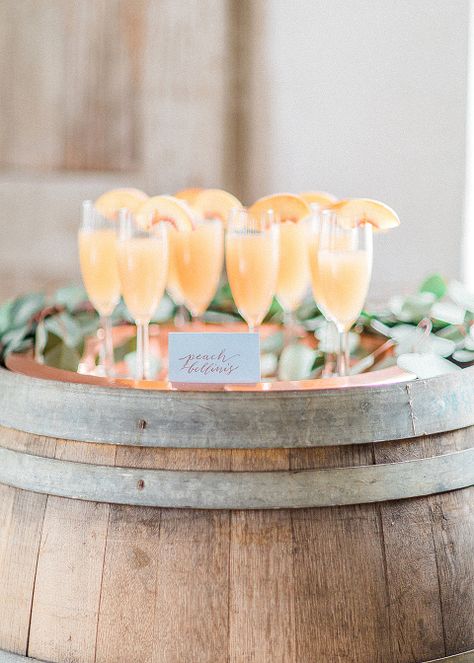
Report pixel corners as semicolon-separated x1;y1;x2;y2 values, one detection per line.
0;444;472;509
0;365;473;448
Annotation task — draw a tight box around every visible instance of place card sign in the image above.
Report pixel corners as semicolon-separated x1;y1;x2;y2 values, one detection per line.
168;332;261;384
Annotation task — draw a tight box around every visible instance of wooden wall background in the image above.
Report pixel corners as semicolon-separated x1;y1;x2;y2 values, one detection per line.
0;0;470;300
0;0;252;185
0;0;261;298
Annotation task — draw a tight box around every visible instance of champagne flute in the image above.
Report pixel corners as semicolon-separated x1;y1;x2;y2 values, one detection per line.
226;208;280;333
166;225;188;327
306;210;338;377
173;218;224;323
117;209;168;380
310;210;373;376
78;201;120;376
276;218;310;340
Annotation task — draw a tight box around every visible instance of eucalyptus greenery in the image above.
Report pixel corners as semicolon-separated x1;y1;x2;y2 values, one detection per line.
0;274;473;381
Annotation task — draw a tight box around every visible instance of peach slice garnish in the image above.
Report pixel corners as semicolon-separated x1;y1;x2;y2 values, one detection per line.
192;189;243;224
174;188;203;206
94;188;148;220
135;195;195;231
331;198;400;231
299;191;338;209
248;193;311;223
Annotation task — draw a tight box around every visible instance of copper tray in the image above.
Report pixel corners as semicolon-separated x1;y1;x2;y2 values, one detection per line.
6;323;414;391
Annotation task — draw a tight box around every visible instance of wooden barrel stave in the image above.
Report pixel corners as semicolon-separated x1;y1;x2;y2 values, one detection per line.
1;483;473;662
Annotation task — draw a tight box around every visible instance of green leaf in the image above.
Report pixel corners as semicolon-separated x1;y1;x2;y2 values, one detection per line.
114;335;137;363
261;353;278;377
43;333;81;372
302;315;326;332
10;293;46;327
0;299;14;336
34;320;48;361
390;324;455;357
431;302;466;326
452;349;474;364
44;312;84;348
112;299;134;323
260;331;285;354
314;321;359;355
465;334;474;350
278;343;318;381
3;338;34;358
209;281;238;313
436;325;466;343
125;351;162;380
1;325;31;354
264;297;283;320
389;292;436;323
397;353;460;379
202;310;240;324
151;294;175;323
53;284;87;312
296;300;319;320
74;310;100;336
419;274;447;299
448;280;474;312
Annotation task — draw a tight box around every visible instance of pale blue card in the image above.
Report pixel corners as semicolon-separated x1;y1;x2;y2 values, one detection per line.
168;332;261;384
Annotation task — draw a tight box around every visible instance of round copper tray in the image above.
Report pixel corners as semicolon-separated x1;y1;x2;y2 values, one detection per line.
6;323;414;391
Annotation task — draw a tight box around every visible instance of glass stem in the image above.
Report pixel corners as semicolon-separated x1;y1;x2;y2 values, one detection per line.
283;309;296;345
322;322;338;378
337;328;350;377
136;321;150;381
99;315;115;377
174;304;188;328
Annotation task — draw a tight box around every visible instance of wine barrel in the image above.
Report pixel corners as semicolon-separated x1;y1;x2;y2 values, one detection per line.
0;364;473;663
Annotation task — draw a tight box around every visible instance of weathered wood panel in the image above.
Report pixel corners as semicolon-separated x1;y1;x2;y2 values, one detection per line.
0;431;56;656
132;444;230;663
431;489;474;655
0;0;236;186
63;0;147;171
153;508;230;663
0;1;65;169
229;450;295;663
374;436;446;662
27;441;115;663
94;504;158;663
141;0;234;193
94;444;232;663
290;444;392;662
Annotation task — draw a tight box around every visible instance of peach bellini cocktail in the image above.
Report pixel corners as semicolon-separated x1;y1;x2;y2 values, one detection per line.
308;199;400;376
173;218;224;321
173;187;242;322
117;209;168;380
77;204;120;377
78;189;149;376
248;194;313;339
226;208;280;333
309;210;372;377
